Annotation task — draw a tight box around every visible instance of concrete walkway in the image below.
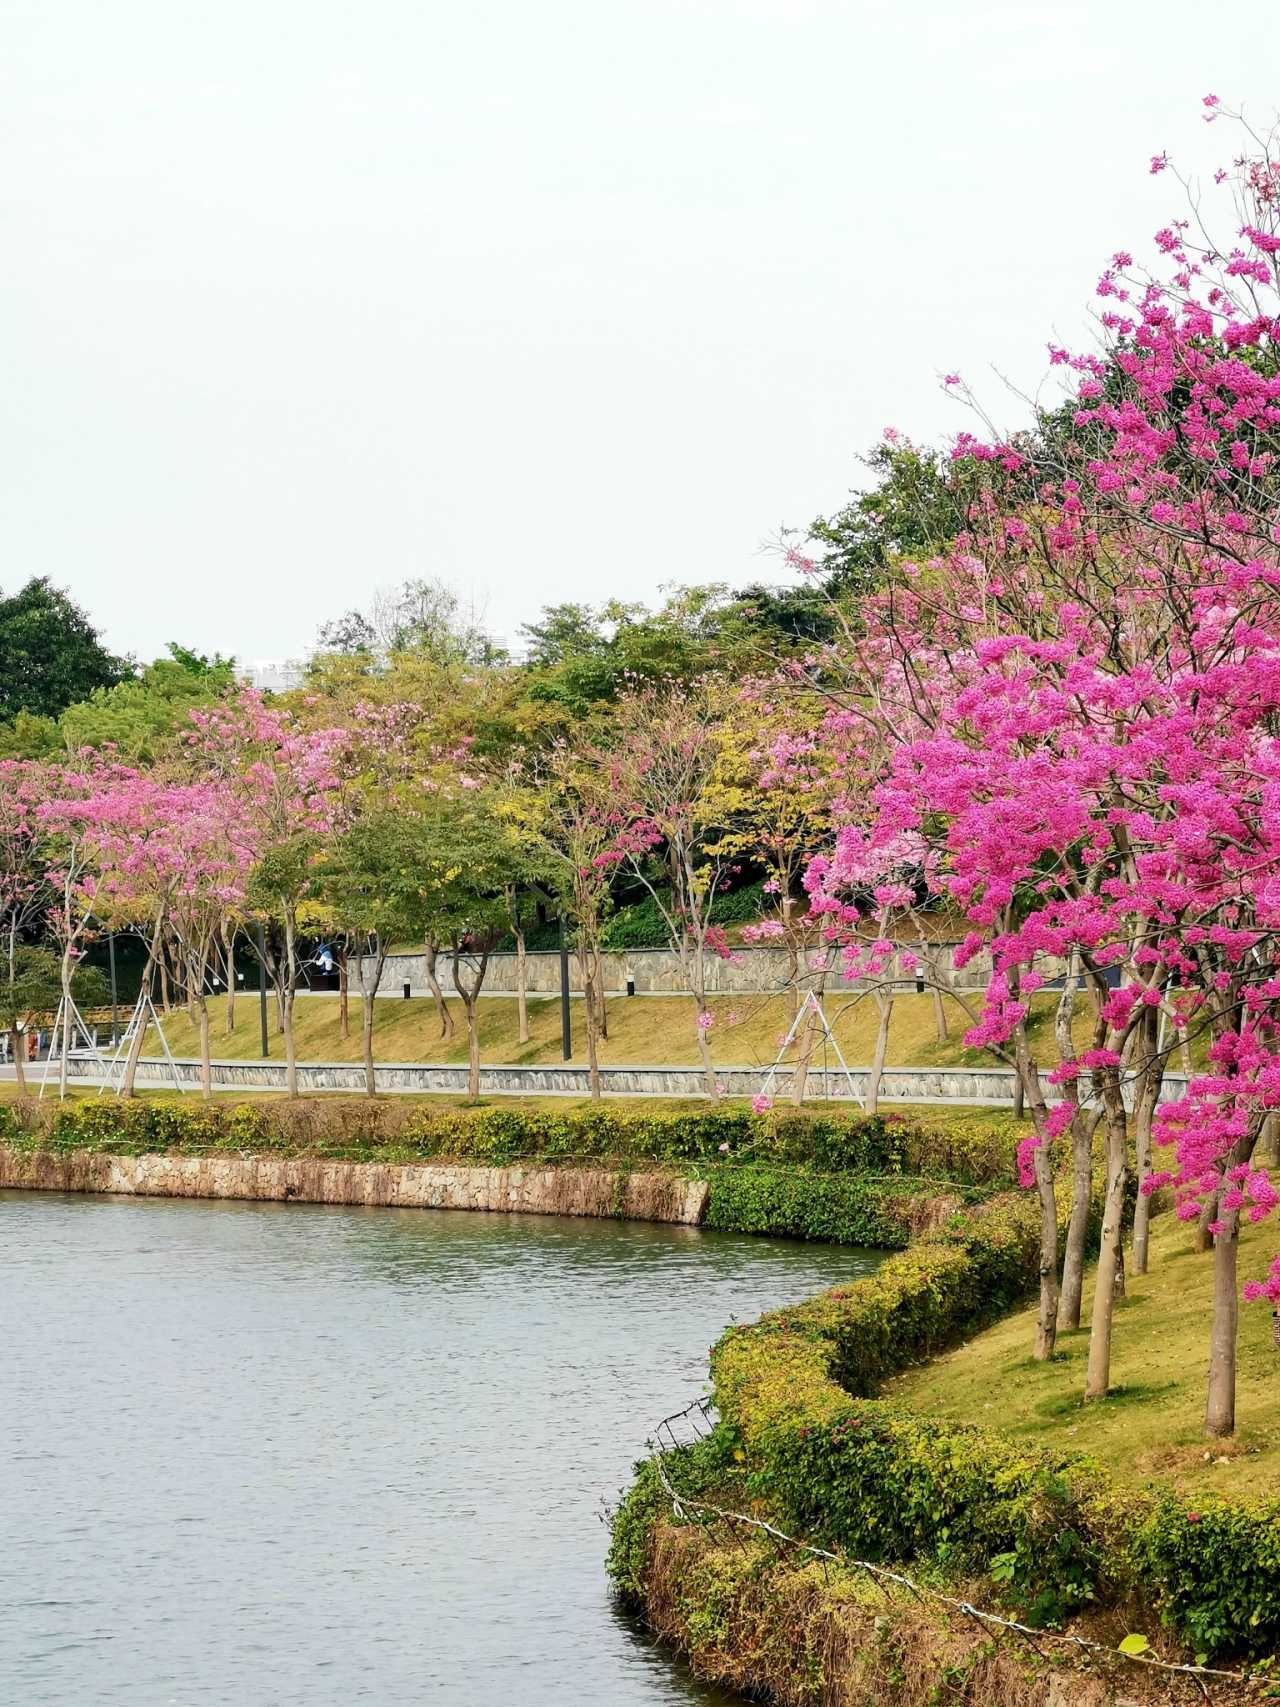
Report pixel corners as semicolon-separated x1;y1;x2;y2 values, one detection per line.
21;1054;1193;1107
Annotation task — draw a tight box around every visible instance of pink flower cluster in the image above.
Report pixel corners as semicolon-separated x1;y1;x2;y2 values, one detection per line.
795;108;1280;1305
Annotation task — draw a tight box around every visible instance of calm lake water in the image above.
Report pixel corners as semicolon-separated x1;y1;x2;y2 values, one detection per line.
0;1191;879;1706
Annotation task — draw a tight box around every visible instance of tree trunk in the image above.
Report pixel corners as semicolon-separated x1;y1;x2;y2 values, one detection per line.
1195;1192;1220;1255
282;997;298;1097
1012;1019;1058;1361
425;942;454;1041
1205;1208;1242;1437
58;945;74;1100
1205;1132;1256;1437
159;946;171;1015
196;997;212;1100
465;998;480;1099
790;996;820;1107
514;925;529;1044
575;945;604;1099
594;969;608;1041
121;922;165;1100
864;989;893;1116
685;917;719;1100
695;1001;718;1100
219;923;237;1034
1058;1111;1099;1332
583;954;602;1102
361;990;377;1095
1084;1086;1128;1401
931;982;948;1044
121;1004;151;1099
451;939;492;1102
282;910;299;1099
1054;955;1090;1333
783;894;800;1017
1130;1003;1164;1276
354;982;375;1095
357;943;387;1098
1131;1100;1156;1276
10;1027;27;1095
1031;1132;1060;1361
338;944;349;1042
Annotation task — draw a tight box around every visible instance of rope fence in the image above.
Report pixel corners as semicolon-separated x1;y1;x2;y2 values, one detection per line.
644;1396;1251;1698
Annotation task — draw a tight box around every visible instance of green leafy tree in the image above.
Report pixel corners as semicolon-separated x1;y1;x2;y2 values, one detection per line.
607;680;737;1099
0;578;124;720
520;588;822;719
386;790;525;1100
0;712;63;760
0;946;108;1096
314;577;506;667
60;645;237;761
802;436;976;592
316;809;426;1097
498;750;615;1100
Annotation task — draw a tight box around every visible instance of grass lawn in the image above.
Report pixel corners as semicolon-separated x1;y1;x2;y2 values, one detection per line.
887;1208;1280;1499
137;989;1130;1072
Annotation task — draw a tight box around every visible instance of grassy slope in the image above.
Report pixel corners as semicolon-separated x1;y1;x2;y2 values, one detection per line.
887;1208;1280;1498
145;989;1133;1071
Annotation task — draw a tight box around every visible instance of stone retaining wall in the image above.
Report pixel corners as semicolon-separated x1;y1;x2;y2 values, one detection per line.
0;1146;710;1225
365;943;1028;998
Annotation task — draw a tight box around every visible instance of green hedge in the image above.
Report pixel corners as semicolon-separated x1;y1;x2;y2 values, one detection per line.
0;1098;1012;1184
703;1164;977;1249
691;1191;1280;1658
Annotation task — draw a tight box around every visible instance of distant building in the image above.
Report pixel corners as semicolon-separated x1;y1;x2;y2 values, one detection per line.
239;656;309;692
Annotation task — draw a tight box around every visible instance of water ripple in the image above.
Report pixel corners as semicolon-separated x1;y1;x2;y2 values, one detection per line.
0;1190;879;1706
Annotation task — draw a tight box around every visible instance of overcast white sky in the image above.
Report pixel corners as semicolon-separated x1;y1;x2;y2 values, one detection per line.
5;1;1279;666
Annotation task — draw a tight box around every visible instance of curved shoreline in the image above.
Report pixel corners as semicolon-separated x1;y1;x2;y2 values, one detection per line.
609;1190;1279;1703
0;1146;710;1225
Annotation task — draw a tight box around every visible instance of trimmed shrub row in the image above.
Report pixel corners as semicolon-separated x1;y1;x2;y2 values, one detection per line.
0;1097;1012;1184
703;1164;979;1250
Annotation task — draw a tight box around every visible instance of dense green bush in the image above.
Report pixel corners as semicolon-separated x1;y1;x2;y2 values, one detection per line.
495;879;770;953
745;1406;1108;1629
827;1193;1047;1393
0;1097;1013;1185
606;1434;735;1604
1128;1491;1280;1658
704;1164;973;1248
600;879;768;950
